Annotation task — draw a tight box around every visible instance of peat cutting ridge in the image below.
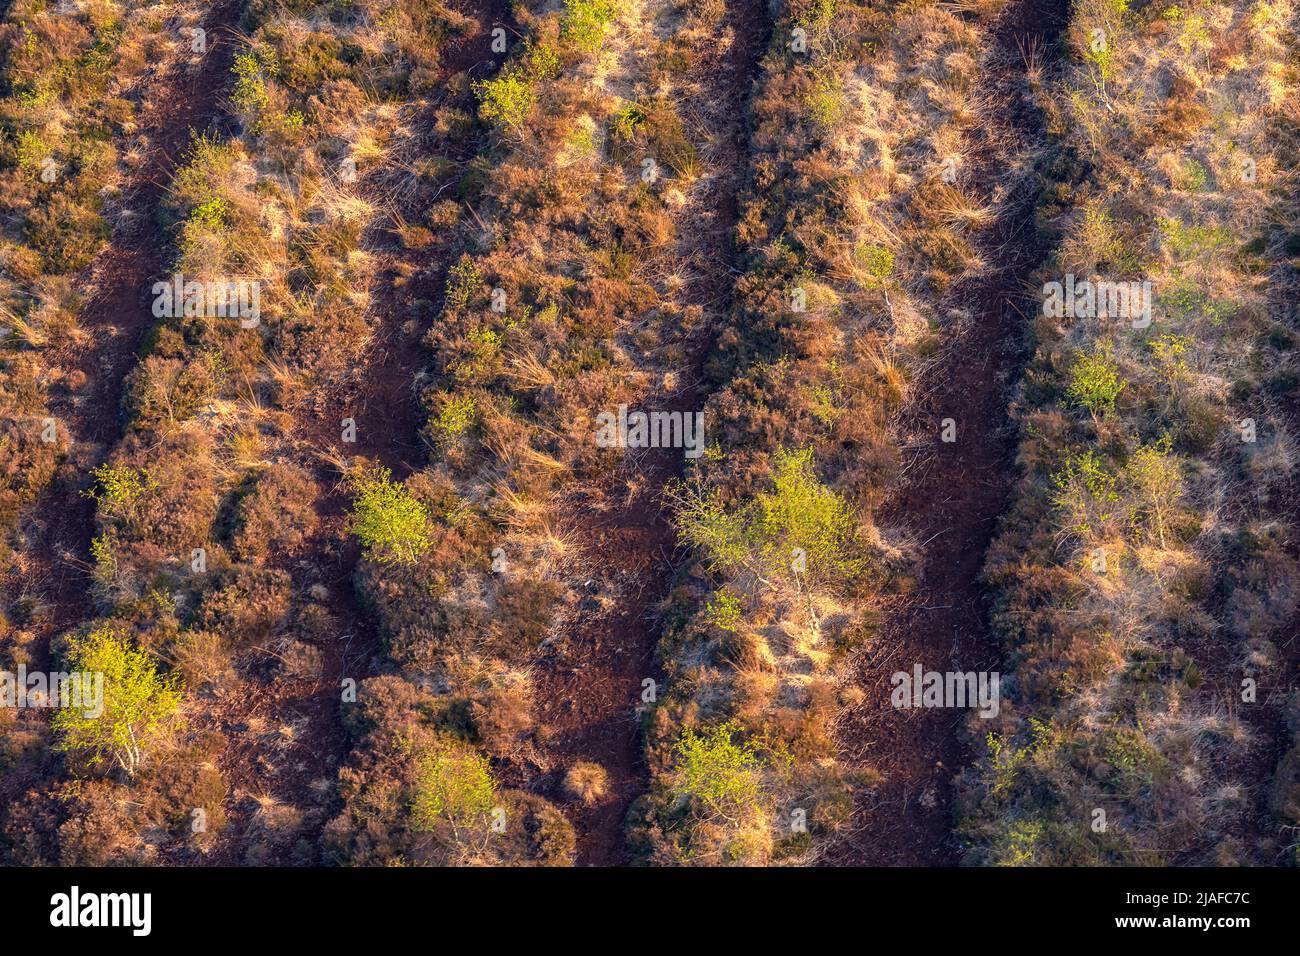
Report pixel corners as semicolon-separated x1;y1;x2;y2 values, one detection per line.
204;0;517;863
525;0;773;866
828;0;1071;866
7;1;242;697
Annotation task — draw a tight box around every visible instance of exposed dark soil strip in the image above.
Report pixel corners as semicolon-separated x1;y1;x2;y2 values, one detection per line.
0;2;244;851
525;0;772;867
202;2;515;863
827;0;1069;866
5;2;242;691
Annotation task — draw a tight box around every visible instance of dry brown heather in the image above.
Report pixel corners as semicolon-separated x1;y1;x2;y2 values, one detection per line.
0;0;1297;871
0;0;235;853
330;0;780;865
0;0;525;866
631;0;1012;865
0;2;215;553
958;0;1300;865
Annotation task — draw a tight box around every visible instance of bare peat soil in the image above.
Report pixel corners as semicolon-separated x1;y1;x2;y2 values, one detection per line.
203;0;515;863
827;0;1070;866
524;0;773;865
1;2;243;812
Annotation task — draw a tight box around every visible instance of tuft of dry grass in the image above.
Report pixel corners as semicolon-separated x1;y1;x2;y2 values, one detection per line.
563;762;609;805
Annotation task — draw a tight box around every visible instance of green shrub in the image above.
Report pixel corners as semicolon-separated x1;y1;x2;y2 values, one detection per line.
1050;449;1120;540
810;383;841;426
89;534;118;586
669;720;766;823
473;40;561;132
807;70;847;131
231;49;275;121
799;0;839;37
855;242;895;286
180;196;229;259
410;740;496;833
672;485;749;568
612;101;647;141
52;627;183;777
1149;333;1190;380
1124;436;1182;546
88;464;154;516
1160;216;1232;262
560;0;618;53
993;819;1044;866
1072;202;1141;272
1160;274;1230;326
1066;347;1125;417
474;71;536;131
674;448;864;587
705;588;742;632
170;133;238;213
349;466;431;566
15;129;52;172
1178;157;1208;191
431;393;478;448
754;447;864;581
444;257;481;311
524;40;561;81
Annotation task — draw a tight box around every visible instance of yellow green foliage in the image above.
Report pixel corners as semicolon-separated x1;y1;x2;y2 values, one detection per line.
669;720;768;823
560;0;618;53
1066;347;1125;416
675;448;865;587
349;466;431;566
52;627;183;777
410;739;496;832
